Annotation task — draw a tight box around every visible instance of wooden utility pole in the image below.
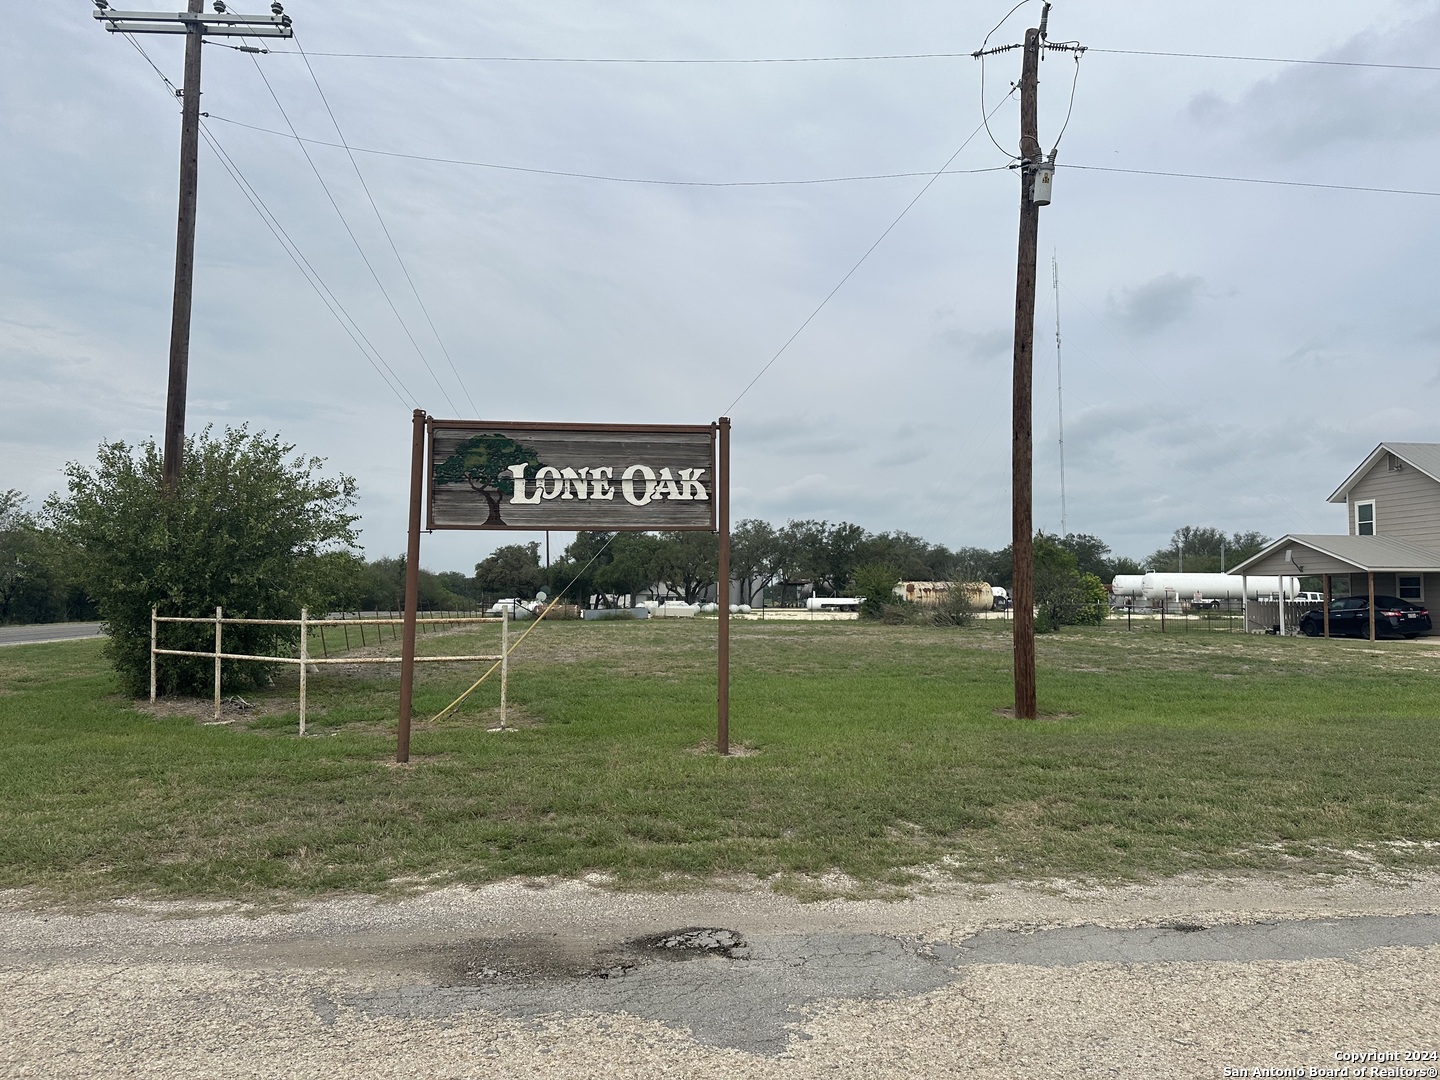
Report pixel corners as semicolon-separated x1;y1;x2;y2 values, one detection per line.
92;1;294;487
973;2;1070;719
1009;20;1044;720
165;0;204;489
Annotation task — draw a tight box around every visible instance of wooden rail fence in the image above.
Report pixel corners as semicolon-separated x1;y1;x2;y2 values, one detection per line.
150;607;512;735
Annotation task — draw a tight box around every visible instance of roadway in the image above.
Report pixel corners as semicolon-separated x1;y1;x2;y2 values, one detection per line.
0;621;104;647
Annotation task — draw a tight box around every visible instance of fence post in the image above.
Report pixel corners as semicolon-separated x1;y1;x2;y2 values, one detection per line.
150;607;158;704
299;606;308;737
214;605;223;721
500;606;509;730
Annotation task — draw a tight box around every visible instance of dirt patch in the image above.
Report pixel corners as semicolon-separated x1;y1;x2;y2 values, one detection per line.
992;708;1079;722
686;740;760;757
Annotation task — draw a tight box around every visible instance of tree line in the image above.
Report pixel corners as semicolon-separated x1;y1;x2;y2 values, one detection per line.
10;427;1275;695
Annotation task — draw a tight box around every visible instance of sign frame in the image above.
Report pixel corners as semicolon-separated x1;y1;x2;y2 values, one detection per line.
424;418;718;534
396;412;733;762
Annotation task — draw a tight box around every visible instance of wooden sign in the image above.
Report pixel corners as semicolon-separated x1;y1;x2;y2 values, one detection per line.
427;420;716;532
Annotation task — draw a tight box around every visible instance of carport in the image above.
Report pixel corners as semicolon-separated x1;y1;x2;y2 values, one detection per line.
1228;534;1440;640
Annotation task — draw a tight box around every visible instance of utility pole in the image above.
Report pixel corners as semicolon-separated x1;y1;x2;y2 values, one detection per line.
975;2;1078;720
92;1;293;488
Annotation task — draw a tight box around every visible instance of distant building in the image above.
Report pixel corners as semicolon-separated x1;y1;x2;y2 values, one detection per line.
1228;442;1440;636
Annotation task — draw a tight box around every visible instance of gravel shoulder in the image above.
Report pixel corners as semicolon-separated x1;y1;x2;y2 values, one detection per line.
6;871;1440;1077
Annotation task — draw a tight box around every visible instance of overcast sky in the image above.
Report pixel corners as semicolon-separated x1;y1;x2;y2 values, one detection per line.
5;1;1439;572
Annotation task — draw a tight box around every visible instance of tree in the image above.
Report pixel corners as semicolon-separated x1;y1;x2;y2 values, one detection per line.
47;427;358;696
596;533;663;604
1033;533;1108;631
1057;533;1111;580
1108;555;1144;578
0;491;45;623
783;519;866;595
857;531;956;581
475;542;543;601
853;564;901;619
654;531;718;603
433;434;544;527
952;544;1014;588
1147;526;1270;573
731;518;785;604
548;531;615;606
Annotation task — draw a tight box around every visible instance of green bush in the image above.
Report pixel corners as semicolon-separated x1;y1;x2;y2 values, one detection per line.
1034;534;1108;632
47;428;358;696
853;564;902;620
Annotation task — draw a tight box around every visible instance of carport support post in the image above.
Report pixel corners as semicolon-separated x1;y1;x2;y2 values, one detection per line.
1323;574;1331;638
1368;572;1376;641
1278;584;1287;637
397;409;427;763
717;416;731;756
1241;576;1248;632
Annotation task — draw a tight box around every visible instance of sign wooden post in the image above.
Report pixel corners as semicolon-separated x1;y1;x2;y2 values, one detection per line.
717;416;731;756
397;414;729;762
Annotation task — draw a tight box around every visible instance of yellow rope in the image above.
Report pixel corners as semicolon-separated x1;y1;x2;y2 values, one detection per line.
428;593;567;722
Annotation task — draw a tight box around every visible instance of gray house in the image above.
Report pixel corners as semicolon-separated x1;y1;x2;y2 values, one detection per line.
1228;442;1440;639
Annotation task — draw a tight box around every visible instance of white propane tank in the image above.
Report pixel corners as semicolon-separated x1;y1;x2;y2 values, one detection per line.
1140;573;1300;602
1110;575;1146;598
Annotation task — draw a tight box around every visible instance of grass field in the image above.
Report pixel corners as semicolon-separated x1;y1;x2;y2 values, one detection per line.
2;617;1439;903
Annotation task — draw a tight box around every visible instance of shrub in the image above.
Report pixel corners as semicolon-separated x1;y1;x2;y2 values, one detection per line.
47;427;358;696
853;564;901;620
932;585;980;627
1033;534;1111;632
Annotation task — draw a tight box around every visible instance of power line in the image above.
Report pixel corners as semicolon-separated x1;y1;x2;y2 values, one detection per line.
203;113;1012;186
723;93;1015;415
254;45;1440;75
204;113;1440;200
245;53;463;414
121;33;418;409
1061;163;1440;199
975;0;1034;161
292;32;478;415
1087;47;1440;74
263;49;975;63
200;122;416;409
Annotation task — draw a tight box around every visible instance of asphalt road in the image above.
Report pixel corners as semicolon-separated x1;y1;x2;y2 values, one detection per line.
5;872;1438;1078
0;621;104;647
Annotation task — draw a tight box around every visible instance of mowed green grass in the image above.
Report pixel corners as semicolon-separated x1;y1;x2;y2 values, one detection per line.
1;617;1438;902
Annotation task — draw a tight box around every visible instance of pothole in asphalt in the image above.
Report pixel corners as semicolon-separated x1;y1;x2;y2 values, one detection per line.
631;927;748;959
427;927;748;986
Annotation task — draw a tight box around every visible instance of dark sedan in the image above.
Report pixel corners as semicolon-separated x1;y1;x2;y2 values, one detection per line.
1298;595;1432;639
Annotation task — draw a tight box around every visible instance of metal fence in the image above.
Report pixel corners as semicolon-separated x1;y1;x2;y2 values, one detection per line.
150;607;512;734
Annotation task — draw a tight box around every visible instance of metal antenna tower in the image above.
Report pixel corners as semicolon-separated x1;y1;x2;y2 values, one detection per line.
1053;252;1067;537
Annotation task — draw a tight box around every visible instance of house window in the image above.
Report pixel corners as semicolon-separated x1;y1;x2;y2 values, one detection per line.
1399;574;1423;601
1356;500;1376;536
